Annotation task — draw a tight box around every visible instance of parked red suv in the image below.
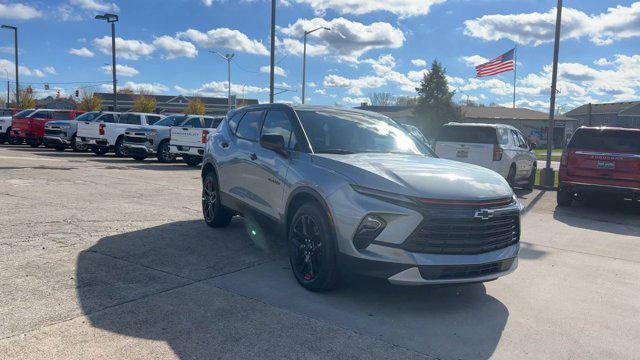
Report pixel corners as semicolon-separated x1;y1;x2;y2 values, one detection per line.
558;127;640;206
12;109;85;147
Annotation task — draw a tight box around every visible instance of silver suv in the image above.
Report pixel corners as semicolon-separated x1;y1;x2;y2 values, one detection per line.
201;105;522;291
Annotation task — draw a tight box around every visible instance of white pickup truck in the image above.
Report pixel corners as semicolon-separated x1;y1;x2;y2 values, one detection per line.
78;112;164;156
169;116;223;166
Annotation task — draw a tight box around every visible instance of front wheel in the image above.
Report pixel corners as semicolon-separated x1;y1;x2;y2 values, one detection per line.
202;171;232;227
71;135;87;152
289;203;340;292
8;136;22;145
156;140;176;163
92;145;109;156
183;154;202;167
114;136;127;157
28;139;42;148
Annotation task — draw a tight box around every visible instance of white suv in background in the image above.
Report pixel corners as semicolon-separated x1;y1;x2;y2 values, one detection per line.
434;123;537;189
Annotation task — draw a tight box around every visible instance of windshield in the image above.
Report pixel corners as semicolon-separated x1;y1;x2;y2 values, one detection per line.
296;109;428;155
153;115;188;127
13;109;35;118
73;112;99;122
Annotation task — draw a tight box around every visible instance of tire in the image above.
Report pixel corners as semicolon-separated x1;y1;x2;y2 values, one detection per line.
54;146;66;151
8;135;22;145
156;140;176;163
557;186;573;207
28;139;42;148
506;164;516;187
202;171;233;228
183;154;202;167
525;164;536;190
132;155;147;161
92;145;109;156
71;135;87;152
114;136;127;157
289;203;340;292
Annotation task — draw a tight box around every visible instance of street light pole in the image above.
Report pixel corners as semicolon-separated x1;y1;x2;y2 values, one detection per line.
95;13;119;111
1;25;19;107
540;0;563;188
211;51;235;112
302;27;330;105
269;0;276;104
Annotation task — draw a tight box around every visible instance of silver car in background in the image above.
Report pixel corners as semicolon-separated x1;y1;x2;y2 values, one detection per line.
123;114;198;162
43;111;101;152
201;105;522;291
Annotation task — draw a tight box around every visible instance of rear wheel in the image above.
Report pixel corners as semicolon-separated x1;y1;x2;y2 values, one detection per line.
8;135;22;145
525;164;536;190
506;164;516;187
156;140;176;163
54;146;66;151
92;145;109;156
27;139;42;148
183;154;201;167
289;203;340;292
114;136;127;157
202;171;232;227
132;155;147;161
557;186;574;207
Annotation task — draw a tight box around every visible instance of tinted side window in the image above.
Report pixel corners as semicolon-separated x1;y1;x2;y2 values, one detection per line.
101;114;117;123
52;111;70;120
204;117;223;128
182;118;201;128
147;116;162;124
119;114;142;125
568;129;640;152
32;111;52;119
261;111;296;149
438;126;498;144
235;111;264;141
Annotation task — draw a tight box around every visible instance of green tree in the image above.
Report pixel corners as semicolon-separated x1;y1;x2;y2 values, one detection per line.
413;60;461;135
77;91;102;111
132;91;156;113
184;97;205;115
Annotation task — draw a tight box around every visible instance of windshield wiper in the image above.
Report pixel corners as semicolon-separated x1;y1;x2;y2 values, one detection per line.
317;149;356;154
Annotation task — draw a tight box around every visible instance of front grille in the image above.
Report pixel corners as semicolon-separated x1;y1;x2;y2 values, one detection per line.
45;129;65;136
124;135;147;144
419;258;515;280
403;211;519;255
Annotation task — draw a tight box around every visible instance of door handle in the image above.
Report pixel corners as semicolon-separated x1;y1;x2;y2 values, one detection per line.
249;153;257;160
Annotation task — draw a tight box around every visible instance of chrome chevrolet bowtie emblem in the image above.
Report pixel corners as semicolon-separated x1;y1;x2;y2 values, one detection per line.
474;208;495;220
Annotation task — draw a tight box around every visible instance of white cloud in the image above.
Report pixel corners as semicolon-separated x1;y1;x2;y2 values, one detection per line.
464;3;640;46
100;64;139;77
279;17;405;62
594;58;612;66
260;65;287;77
68;47;95;57
178;28;269;55
176;81;270;97
121;82;169;94
293;0;445;18
411;59;427;67
323;74;386;96
460;55;489;67
0;59;47;78
0;3;42;20
44;67;57;75
93;36;155;60
152;36;198;60
314;89;326;95
70;0;119;12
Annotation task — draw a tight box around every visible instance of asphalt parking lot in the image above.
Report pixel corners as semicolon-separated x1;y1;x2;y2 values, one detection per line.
1;144;639;360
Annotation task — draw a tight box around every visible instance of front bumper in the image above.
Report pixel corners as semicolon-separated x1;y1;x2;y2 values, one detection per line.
169;145;204;156
561;181;640;199
43;136;71;146
12;130;37;139
124;143;156;154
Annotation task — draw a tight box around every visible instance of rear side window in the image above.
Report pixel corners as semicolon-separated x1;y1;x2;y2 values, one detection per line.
74;112;98;122
438;126;497;144
52;111;70;120
568;129;640;152
182;118;202;128
147;115;162;124
100;114;117;123
235;111;264;141
32;111;52;119
119;114;142;125
204;117;223;129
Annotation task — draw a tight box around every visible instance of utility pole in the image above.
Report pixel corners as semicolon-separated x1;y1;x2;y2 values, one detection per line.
269;0;276;103
302;27;330;104
4;69;8;107
540;0;563;188
95;13;119;111
1;25;19;107
211;51;235;112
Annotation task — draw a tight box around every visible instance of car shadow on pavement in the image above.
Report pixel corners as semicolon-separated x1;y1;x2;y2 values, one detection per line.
87;157;198;171
76;218;509;359
553;196;640;236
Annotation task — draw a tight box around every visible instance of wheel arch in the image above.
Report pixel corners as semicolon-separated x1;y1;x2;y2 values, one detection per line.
285;187;337;241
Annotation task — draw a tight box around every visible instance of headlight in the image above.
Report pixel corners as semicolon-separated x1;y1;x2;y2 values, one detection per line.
351;184;413;205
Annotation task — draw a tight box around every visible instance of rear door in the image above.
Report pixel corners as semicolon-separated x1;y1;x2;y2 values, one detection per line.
435;125;496;169
509;129;532;179
567;129;640;183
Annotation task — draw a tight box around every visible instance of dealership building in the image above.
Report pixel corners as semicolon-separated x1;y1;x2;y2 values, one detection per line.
565;101;640;129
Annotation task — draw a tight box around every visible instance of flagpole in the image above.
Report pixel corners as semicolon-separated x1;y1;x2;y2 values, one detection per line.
512;45;517;109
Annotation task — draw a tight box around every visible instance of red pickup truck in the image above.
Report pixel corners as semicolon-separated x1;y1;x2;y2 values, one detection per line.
11;109;85;147
558;127;640;206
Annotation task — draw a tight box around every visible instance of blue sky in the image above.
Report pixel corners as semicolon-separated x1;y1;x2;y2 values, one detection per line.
1;0;639;111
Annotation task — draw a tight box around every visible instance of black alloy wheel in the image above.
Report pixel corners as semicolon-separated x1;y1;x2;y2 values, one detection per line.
71;135;87;152
114;137;128;157
202;172;232;227
157;140;176;163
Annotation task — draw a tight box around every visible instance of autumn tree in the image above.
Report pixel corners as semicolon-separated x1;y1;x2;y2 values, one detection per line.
185;97;205;115
77;91;102;111
413;60;462;135
132;91;156;113
15;89;37;109
368;92;395;106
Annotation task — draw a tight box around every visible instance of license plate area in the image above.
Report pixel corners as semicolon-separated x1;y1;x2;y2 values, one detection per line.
597;161;615;170
456;149;469;158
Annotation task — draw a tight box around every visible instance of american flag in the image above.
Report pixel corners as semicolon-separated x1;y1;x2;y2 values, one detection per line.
475;49;515;77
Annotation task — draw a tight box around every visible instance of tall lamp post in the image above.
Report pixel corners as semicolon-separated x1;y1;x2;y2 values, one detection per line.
269;0;276;103
95;13;119;111
302;27;330;105
540;0;563;188
211;51;235;112
1;25;18;107
3;69;8;107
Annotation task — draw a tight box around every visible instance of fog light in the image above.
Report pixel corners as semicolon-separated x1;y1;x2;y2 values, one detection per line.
353;214;386;250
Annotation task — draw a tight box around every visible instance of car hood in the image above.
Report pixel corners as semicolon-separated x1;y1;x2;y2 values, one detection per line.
313;153;512;201
0;116;11;122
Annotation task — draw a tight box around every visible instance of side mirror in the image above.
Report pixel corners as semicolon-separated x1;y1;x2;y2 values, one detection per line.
260;134;288;157
529;141;537;150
